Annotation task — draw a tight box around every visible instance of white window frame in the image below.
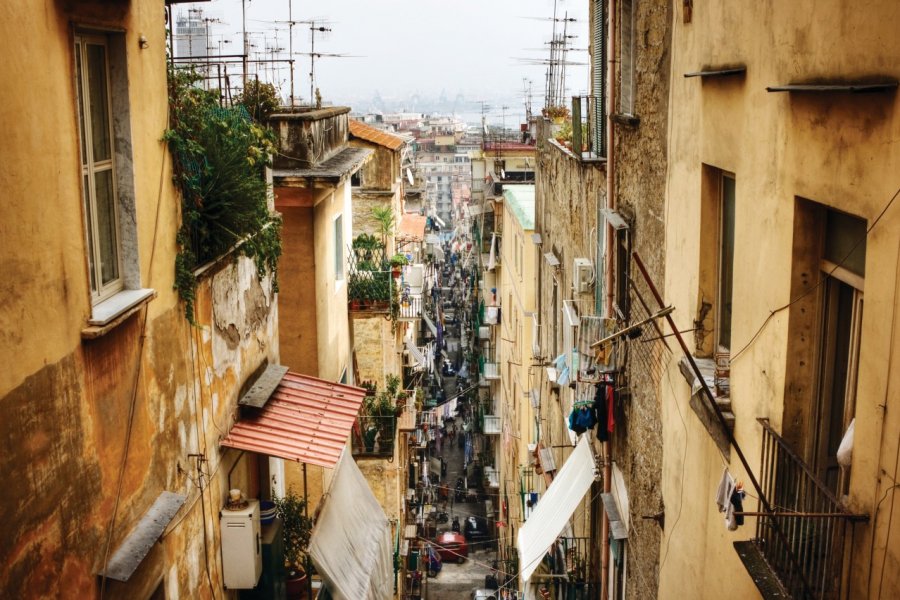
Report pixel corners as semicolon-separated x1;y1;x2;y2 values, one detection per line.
75;33;123;303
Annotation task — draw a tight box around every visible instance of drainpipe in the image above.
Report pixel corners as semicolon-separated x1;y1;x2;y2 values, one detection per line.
601;0;617;598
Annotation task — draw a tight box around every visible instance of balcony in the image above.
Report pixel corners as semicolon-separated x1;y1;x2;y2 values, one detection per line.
480;348;500;383
734;419;868;600
482;415;501;435
397;293;423;321
350;415;396;458
348;241;393;313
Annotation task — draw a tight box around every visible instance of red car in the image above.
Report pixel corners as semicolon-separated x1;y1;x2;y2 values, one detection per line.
434;531;468;563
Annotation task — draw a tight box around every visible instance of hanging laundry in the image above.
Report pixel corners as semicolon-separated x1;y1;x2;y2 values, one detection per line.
731;482;746;527
594;383;610;442
606;383;615;435
715;468;741;530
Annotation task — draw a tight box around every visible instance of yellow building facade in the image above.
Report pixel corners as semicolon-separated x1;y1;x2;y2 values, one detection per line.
495;186;540;544
659;2;900;598
0;1;280;597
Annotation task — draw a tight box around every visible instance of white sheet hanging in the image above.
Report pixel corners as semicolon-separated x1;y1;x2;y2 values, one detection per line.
308;451;393;600
517;436;596;583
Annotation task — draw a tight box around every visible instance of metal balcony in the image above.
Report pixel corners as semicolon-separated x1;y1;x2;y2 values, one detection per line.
734;419;869;600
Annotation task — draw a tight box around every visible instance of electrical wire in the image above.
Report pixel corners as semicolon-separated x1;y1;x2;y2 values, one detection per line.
731;185;900;364
99;102;170;600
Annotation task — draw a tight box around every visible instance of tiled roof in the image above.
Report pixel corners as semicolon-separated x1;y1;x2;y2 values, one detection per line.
349;119;405;151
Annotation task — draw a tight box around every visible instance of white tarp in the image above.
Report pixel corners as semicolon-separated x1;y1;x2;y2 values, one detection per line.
423;314;438;337
406;339;426;367
309;451;393;600
517;436;596;583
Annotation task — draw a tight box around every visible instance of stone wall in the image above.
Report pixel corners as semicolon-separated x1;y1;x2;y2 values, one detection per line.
608;1;672;598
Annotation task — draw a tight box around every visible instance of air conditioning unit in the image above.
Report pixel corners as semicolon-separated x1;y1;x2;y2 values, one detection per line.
573;258;594;294
221;499;262;589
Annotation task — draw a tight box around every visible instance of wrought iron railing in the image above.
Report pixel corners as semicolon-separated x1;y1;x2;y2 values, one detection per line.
347;244;394;310
749;418;868;599
350;415;396;458
526;537;598;599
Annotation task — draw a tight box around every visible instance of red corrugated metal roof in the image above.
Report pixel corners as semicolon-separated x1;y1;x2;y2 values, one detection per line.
349;119;405;151
221;372;366;468
398;213;426;240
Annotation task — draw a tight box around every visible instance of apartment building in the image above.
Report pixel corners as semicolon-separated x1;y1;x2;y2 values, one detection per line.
658;2;900;599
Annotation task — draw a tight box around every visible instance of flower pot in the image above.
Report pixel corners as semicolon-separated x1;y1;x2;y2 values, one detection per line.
286;571;308;599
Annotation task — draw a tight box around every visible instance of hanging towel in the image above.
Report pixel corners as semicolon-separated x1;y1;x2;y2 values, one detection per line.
715;468;738;530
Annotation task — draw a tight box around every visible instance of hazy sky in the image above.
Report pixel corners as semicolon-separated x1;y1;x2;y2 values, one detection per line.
175;0;590;117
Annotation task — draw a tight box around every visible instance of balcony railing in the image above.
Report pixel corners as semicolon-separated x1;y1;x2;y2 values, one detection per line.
350;415;396;458
526;536;598;599
737;419;868;599
397;293;423;321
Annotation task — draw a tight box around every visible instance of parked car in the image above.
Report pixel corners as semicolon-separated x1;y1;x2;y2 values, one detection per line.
463;515;491;542
424;543;443;577
471;589;498;600
434;531;468;563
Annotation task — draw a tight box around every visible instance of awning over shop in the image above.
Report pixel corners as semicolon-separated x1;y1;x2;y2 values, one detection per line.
221;372;366;468
309;451;393;600
517;436;596;583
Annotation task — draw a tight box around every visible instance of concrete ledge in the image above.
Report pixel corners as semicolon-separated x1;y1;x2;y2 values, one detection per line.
679;356;733;459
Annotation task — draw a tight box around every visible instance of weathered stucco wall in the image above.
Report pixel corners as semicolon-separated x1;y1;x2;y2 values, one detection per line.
276;203;319;374
0;2;281;597
660;1;900;598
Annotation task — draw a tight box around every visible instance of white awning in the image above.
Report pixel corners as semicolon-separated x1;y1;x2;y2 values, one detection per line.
517;436;596;583
309;452;393;600
406;340;426;367
423;314;438;336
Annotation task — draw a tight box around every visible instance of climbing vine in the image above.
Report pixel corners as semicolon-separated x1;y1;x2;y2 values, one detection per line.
164;67;282;322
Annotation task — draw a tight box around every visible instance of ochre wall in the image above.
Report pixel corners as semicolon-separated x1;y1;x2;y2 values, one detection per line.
276;202;319;375
0;2;281;597
660;1;900;598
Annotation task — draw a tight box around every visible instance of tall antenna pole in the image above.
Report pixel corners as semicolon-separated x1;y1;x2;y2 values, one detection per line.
288;0;295;106
241;0;248;89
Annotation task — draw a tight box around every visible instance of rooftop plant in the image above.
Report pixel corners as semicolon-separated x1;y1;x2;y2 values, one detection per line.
165;67;282;322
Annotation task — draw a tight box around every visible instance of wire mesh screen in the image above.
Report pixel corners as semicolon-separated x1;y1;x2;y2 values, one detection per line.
625;275;672;390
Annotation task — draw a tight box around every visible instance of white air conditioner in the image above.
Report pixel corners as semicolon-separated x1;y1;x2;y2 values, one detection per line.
573;258;594;293
221;499;262;589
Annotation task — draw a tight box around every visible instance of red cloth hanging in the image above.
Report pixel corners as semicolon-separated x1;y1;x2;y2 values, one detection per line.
607;384;615;434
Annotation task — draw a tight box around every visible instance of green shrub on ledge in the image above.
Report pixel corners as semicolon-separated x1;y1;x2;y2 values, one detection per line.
164;68;282;322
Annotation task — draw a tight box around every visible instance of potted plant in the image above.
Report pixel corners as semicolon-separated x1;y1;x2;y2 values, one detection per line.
389;253;408;277
274;489;314;599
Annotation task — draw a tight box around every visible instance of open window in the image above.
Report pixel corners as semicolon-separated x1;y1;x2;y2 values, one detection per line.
783;199;865;495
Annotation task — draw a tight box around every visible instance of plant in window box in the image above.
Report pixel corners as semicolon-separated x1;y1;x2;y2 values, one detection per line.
273;489;313;598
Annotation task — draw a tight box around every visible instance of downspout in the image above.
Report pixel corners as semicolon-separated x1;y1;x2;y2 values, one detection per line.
601;0;617;598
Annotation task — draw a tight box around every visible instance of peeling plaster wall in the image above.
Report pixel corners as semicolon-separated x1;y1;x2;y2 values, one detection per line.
0;2;280;597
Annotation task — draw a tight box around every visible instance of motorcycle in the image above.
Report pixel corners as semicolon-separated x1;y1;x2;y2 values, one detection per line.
451;516;461;533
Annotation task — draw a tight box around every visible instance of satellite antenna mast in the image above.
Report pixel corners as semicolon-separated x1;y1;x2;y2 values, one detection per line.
309;21;331;105
288;0;295;106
